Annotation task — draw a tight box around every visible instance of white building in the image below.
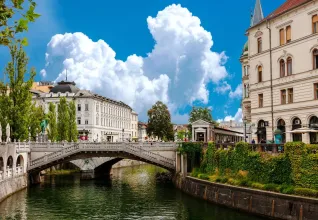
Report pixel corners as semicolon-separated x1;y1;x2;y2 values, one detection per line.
32;81;138;142
241;0;318;144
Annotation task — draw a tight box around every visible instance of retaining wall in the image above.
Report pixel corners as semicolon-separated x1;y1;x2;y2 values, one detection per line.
0;174;28;203
174;176;318;220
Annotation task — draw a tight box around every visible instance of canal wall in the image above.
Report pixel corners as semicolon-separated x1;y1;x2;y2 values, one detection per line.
0;174;28;203
174;176;318;220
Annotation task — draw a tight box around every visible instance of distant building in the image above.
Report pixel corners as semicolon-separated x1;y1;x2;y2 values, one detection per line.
218;120;252;143
241;0;318;144
32;81;138;142
173;124;189;141
138;122;159;142
31;81;54;93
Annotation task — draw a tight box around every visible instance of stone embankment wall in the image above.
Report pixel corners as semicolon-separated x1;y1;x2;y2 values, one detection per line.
174;176;318;220
0;174;27;203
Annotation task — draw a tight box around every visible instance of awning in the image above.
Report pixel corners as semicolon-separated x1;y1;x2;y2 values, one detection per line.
286;128;318;134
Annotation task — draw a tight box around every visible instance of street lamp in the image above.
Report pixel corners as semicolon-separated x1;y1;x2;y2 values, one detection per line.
243;116;247;143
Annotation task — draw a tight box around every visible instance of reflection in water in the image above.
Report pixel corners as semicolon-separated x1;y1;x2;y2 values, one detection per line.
0;165;264;220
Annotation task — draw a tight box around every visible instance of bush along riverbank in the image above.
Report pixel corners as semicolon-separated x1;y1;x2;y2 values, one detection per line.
178;142;318;198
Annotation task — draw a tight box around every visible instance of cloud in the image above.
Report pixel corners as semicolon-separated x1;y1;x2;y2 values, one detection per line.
41;4;228;122
220;108;242;122
215;81;231;94
229;84;242;99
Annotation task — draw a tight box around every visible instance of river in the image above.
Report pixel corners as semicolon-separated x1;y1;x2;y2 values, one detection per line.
0;165;265;220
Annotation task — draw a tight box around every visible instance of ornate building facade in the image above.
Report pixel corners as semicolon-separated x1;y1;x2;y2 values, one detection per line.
32;81;138;142
241;0;318;144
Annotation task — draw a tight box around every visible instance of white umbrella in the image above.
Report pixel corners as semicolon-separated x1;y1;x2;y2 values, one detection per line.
286;127;318;134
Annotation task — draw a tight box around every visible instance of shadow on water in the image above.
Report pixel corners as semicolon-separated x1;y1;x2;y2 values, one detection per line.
0;165;266;220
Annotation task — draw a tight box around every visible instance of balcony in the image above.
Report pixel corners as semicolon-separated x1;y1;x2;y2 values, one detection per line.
242;75;249;80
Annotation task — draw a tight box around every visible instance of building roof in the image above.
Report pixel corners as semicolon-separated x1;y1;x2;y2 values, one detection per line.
266;0;311;19
251;0;264;26
50;81;80;94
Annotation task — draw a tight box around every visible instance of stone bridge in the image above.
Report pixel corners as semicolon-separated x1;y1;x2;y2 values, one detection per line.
24;142;184;182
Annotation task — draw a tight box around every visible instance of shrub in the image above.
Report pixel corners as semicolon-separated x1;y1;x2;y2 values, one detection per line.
238;179;250;187
198;173;210;180
191;168;200;178
251;182;265;190
228;178;240;186
294;188;318;197
279;184;295;194
264;183;280;192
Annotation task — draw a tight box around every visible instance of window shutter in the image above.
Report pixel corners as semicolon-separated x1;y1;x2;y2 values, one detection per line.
286;26;291;42
313;15;318;23
280;29;285;45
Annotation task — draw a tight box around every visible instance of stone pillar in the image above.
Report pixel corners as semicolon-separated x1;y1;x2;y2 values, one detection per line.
175;152;181;173
207;127;210;142
180;154;184;175
28;172;41;185
192;127;195;141
181;154;187;176
303;133;310;144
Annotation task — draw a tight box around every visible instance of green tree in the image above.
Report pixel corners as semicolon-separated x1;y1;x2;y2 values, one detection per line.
57;97;70;141
5;44;36;141
29;104;44;140
177;129;186;141
47;102;57;142
68;100;78;142
188;107;216;140
147;101;172;140
0;0;40;46
0;83;11;141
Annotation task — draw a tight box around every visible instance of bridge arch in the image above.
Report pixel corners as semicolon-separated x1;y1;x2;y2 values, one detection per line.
16;155;24;168
7;156;13;168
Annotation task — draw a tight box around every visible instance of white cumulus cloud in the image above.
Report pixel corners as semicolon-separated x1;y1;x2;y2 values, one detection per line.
229;84;242;99
41;4;228;122
220;108;242;122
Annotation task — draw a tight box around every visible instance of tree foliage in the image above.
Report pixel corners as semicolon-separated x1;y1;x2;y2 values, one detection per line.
47;102;57;142
147;101;173;140
0;0;40;46
189;107;215;123
68;100;78;142
6;44;35;141
29;104;44;140
57;97;70;141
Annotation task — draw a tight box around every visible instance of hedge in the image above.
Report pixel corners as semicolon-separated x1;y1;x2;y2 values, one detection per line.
198;141;318;190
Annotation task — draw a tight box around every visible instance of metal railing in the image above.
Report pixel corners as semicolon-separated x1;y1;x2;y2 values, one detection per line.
215;143;285;153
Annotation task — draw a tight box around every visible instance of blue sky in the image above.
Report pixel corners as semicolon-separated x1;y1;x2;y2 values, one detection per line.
0;0;286;123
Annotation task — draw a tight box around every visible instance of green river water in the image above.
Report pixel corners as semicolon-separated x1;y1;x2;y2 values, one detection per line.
0;165;265;220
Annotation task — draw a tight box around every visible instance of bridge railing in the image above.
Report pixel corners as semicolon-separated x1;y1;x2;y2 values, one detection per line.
215;143;285;154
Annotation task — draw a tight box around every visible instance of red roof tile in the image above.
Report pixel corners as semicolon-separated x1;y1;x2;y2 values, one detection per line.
267;0;312;19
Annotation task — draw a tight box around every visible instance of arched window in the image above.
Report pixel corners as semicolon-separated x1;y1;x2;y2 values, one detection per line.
257;120;266;143
258;66;263;82
7;156;13;169
313;49;318;69
309;116;318;144
287;57;292;75
280;59;285;77
292;118;302;142
312;15;318;34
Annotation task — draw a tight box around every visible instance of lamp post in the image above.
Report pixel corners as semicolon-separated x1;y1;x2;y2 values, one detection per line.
243;116;247;143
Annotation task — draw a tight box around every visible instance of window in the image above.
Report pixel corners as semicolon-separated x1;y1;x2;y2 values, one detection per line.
280;59;285;78
85;104;89;111
287;57;292;75
258;66;263;82
244;84;247;98
314;83;318;100
85;119;88;125
312;15;318;34
286;26;291;43
257;38;262;53
313;49;318;69
77;104;81;111
77;117;81;125
281;90;286;104
247;84;249;98
279;28;285;45
96;116;99;125
96;104;99;112
288;88;293;103
258;94;263;108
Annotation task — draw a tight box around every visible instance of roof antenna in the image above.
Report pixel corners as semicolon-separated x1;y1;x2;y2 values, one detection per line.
66;69;68;81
